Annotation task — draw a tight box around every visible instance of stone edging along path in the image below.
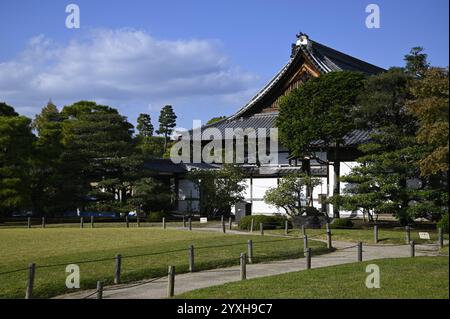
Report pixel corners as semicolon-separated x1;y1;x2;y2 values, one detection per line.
55;228;446;299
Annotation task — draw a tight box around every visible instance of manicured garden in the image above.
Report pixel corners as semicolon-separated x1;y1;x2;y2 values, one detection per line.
177;257;449;299
0;227;328;299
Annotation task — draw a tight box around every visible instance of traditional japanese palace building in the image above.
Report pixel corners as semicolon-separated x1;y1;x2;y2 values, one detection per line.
148;33;385;220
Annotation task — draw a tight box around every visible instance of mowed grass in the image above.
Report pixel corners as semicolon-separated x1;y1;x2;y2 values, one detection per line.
267;228;448;244
0;228;328;299
177;257;449;299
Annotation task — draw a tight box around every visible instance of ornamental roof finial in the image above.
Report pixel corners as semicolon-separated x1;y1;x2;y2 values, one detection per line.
296;32;309;46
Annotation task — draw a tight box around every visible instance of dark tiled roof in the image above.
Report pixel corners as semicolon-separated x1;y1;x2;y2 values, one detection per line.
195;112;278;140
198;111;371;147
303;41;385;75
311;129;372;147
143;159;187;173
229;37;385;120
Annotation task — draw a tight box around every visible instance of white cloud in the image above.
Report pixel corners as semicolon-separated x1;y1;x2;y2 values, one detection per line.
0;29;258;119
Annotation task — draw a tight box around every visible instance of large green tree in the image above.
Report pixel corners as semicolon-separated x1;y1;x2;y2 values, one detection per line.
60;101;136;213
30;101;65;216
0;104;35;216
330;59;447;224
277;71;365;218
407;67;449;176
156;105;177;151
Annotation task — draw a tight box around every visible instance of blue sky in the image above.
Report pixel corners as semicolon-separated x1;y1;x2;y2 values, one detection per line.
0;0;448;131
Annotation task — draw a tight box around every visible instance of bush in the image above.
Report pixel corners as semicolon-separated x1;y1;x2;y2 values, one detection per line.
147;211;168;222
239;215;291;231
437;213;449;233
330;218;354;229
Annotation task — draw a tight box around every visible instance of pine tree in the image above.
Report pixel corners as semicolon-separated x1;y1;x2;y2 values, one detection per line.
137;113;154;137
156;105;177;151
30;101;65;216
404;47;430;79
60;101;136;213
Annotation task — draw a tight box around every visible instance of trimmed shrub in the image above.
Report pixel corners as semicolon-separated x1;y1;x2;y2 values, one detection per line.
330;218;354;229
239;215;292;231
437;213;449;233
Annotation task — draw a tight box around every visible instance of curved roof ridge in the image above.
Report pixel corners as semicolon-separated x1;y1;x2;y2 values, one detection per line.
229;54;297;120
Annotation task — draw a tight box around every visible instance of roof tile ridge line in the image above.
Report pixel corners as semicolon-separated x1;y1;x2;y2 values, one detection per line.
311;40;386;72
300;44;331;73
229;54;298;120
322;55;343;72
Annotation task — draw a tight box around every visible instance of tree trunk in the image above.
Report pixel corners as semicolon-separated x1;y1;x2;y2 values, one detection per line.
302;158;313;207
163;132;168;152
333;144;340;218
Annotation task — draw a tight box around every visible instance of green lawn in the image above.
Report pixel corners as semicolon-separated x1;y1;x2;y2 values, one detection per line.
266;227;448;244
177;257;449;299
0;228;328;299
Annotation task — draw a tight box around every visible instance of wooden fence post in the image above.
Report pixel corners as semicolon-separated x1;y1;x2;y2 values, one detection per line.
188;218;192;231
326;222;332;248
27;217;31;229
41;216;46;228
229;217;232;230
438;227;444;249
240;253;247;280
96;281;103;299
302;225;306;237
167;266;175;298
80;217;84;229
222;217;226;233
260;223;264;236
114;254;122;284
303;235;308;256
188;245;195;272
410;241;415;257
374;225;378;243
137;215;140;228
284;220;288;236
247;240;253;264
405;225;411;244
91;216;94;228
357;242;363;262
183;216;186;228
250;218;254;233
305;248;312;269
25;263;35;299
125;215;129;228
162;217;166;229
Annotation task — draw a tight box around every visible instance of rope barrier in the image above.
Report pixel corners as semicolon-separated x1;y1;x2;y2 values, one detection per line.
0;236;304;276
334;244;359;251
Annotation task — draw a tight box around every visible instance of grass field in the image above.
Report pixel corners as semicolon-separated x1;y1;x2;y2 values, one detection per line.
267;228;448;244
0;227;328;299
177;257;449;299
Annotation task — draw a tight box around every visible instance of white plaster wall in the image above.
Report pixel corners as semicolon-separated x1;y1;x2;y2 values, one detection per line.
328;161;363;217
252;178;278;199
